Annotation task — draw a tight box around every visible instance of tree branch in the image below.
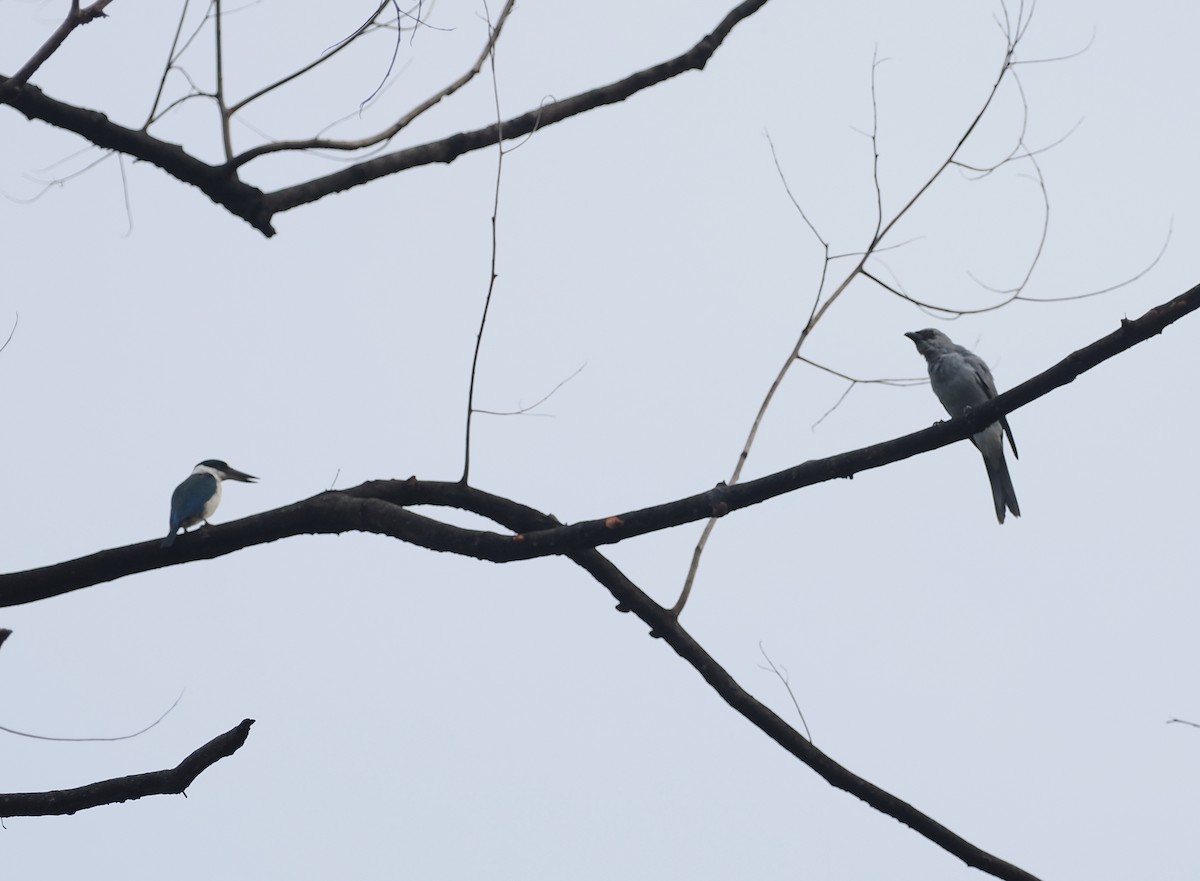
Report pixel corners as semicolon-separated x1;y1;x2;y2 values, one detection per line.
560;549;1044;881
0;0;116;95
0;719;254;817
0;0;771;236
225;0;517;167
675;10;1032;615
260;0;770;217
3;279;1197;607
0;77;275;232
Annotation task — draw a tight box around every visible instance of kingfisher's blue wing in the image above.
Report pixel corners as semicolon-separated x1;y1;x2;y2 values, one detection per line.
169;473;218;530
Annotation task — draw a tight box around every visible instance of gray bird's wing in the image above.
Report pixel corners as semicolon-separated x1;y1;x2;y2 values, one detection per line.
999;415;1018;459
962;348;1018;459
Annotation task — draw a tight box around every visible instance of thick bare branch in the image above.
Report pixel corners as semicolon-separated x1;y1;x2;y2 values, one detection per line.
260;0;770;216
0;77;275;231
0;0;771;236
562;550;1044;881
0;498;1041;876
3;279;1197;605
0;719;254;817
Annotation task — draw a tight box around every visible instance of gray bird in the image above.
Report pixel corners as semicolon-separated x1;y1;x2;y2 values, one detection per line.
905;328;1019;523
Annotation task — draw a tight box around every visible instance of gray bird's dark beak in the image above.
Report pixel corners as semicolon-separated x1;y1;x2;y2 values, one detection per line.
904;331;918;342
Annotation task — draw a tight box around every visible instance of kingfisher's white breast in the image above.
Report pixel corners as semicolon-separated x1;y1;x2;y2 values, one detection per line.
199;480;223;523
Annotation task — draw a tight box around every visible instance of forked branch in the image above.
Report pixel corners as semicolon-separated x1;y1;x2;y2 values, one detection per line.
227;0;517;169
0;0;772;235
674;4;1040;615
0;0;117;96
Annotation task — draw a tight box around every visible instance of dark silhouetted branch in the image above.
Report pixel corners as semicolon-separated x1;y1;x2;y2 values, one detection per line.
0;0;771;236
3;279;1197;607
560;549;1044;881
260;0;771;220
0;719;254;817
0;78;275;232
12;276;1191;880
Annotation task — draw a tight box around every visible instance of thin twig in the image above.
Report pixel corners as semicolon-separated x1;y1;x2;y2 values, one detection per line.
1020;222;1171;303
0;0;117;98
673;5;1035;616
214;0;233;161
355;0;407;112
0;691;183;742
863;269;1012;316
673;133;833;615
966;138;1051;298
10;151;118;205
758;642;813;742
226;1;400;115
475;363;587;417
227;0;517;169
461;1;505;484
869;48;887;244
1011;26;1095;66
0;314;18;356
828;236;922;260
117;152;134;236
142;0;194;128
797;356;925;388
799;356;927;428
143;0;225;131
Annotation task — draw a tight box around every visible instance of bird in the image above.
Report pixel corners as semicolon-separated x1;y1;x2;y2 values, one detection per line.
905;328;1019;524
162;459;258;548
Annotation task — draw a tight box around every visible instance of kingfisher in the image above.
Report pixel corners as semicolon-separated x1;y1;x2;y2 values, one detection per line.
161;460;258;548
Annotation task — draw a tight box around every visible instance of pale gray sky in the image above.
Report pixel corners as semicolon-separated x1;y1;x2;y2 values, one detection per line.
2;2;1197;879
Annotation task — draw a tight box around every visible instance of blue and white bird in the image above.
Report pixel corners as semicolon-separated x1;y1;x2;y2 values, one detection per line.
161;459;258;548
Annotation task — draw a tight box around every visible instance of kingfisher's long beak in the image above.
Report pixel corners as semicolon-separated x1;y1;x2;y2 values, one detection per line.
225;467;258;483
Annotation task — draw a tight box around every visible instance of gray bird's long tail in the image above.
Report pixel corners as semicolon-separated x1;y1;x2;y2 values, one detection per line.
983;452;1020;524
